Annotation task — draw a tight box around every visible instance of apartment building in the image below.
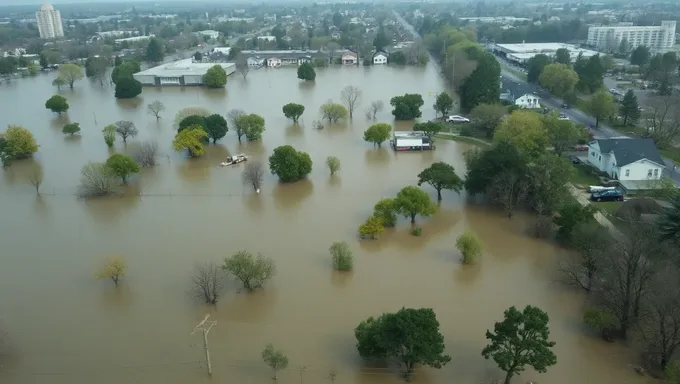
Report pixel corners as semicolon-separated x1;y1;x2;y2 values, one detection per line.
587;21;676;53
35;3;64;39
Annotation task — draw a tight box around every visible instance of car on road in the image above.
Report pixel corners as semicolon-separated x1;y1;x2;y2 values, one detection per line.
446;115;470;124
572;144;589;151
562;103;570;109
590;189;624;202
558;113;570;121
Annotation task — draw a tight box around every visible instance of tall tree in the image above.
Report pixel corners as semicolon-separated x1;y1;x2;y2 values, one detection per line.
363;123;392;148
297;62;316;81
433;92;454;117
574;54;604;93
145;37;164;63
493;110;548;159
542;114;585;156
618;38;630;55
282;103;305;123
554;48;571;65
340;85;362;119
373;27;389;51
469;103;507;138
658;194;680;245
390;93;424;120
417;162;463;201
268;145;313;182
57;63;84;89
630;45;651;71
464;141;526;196
539;63;579;98
202;65;227;88
204;114;228;143
459;52;501;112
482;306;557;384
619;90;640;126
586;89;616;128
640;269;680;372
526;54;551;84
105;153;139;183
355;308;451;380
393;186;437;224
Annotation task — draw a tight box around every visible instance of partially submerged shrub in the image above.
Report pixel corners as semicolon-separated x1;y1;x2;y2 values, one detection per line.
330;241;353;271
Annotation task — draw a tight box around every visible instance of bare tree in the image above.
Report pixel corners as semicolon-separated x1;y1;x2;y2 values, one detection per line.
489;172;528;218
132;141;159;167
114;120;139;143
639;268;680;373
235;54;249;79
340;85;362;119
77;162;122;198
242;161;264;193
227;109;246;143
367;100;384;119
598;224;663;339
147;100;165;120
558;224;611;292
27;164;44;195
644;93;680;148
192;261;224;304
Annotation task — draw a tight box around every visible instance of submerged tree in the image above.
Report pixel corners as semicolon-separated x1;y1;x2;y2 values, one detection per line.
417;162;463;201
94;256;127;286
262;344;289;380
222;251;275;291
192;261;224;304
242;161;264;193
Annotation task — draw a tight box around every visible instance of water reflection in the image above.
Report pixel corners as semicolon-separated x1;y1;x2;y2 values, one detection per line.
202;87;227;101
330;270;353;288
82;196;139;224
453;263;482;287
327;175;341;188
116;98;143;110
387;208;459;251
272;179;313;211
33;195;49;217
175;157;213;184
285;123;303;138
49;114;70;129
220;289;277;323
243;193;264;214
364;148;390;166
63;135;82;144
99;283;136;314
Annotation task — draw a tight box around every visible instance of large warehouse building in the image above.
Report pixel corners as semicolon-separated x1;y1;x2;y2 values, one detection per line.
133;59;236;86
493;43;601;64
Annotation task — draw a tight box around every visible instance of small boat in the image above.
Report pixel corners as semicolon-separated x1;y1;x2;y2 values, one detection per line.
220;154;248;166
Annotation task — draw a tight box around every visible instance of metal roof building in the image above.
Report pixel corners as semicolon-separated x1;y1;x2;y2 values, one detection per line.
133;59;235;86
494;43;601;63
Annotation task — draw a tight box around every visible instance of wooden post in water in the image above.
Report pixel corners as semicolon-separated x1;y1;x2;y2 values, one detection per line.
191;314;217;376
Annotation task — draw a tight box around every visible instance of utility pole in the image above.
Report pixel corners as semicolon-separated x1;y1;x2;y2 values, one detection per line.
191;314;217;376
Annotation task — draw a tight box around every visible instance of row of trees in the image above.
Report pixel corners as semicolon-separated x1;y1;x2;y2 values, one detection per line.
526;50;607;101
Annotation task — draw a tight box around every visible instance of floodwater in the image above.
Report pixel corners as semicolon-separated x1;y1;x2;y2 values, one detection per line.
0;65;655;384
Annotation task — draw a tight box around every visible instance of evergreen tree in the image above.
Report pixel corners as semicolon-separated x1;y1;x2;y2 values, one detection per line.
618;90;640;126
526;54;550;84
459;53;501;113
145;38;164;63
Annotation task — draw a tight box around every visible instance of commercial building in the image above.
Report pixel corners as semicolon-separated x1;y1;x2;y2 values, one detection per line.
391;131;432;151
587;21;676;53
133;59;235;86
493;43;600;64
36;3;63;39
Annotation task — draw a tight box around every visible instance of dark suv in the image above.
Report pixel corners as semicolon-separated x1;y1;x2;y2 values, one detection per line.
590;189;624;202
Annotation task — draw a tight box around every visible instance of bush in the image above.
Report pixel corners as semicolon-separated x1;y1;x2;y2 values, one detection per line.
583;307;616;342
203;65;227;88
45;95;69;114
77;162;122;198
455;230;483;264
330;241;353;271
459;124;475;137
411;227;422;236
326;156;340;175
3;125;38;159
268;145;313;182
222;250;275;291
114;76;142;99
62;122;80;135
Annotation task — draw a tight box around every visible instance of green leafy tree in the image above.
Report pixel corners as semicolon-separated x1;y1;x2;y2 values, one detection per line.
237;114;265;141
574;54;605;93
553;201;596;243
52;76;66;90
359;216;385;239
355;308;451;380
469;103;507;138
493;110;548;159
456;230;483;264
413;121;443;143
85;56;109;86
329;241;353;271
145;37;165;63
464;141;527;196
373;27;389;51
178;115;207;132
393;186;437;224
630;45;650;70
618;90;640;126
389;51;407;65
114;76;142;99
539;63;579;98
583;307;617;342
111;61;140;84
374;198;397;227
202;65;227;88
57;63;84;89
433;92;454;118
62;122;80;135
268;145;313;182
658;194;680;245
601;55;615;71
554;48;571;65
319;101;348;123
204;114;228;143
173;127;208;157
39;53;48;68
297;62;316;81
45;95;69;114
586;89;616;128
390;93;424;120
105;153;140;183
363;123;392;148
102;125;116;147
261;344;289;380
618;38;631;55
526;54;551;84
222;250;275;291
282;103;305;123
3;125;38;159
326;156;340;175
482;306;557;384
417;162;463;201
543;114;586;156
459;52;500;112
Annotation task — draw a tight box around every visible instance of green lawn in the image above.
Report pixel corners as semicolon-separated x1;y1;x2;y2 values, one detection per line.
569;164;601;188
592;201;622;216
435;134;492;148
660;148;680;164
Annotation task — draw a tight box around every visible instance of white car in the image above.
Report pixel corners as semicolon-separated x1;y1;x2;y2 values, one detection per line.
445;115;470;124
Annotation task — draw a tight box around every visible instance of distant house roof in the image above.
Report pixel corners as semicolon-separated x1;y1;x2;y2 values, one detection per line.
342;51;357;58
373;51;388;57
593;138;665;167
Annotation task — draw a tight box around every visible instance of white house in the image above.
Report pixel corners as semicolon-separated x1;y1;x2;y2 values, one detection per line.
587;138;666;181
341;52;358;65
197;30;221;39
267;57;282;67
373;52;388;65
514;93;541;109
247;56;264;67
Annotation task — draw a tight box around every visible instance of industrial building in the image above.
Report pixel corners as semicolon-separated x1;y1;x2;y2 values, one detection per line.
35;3;64;39
493;43;600;64
133;59;235;86
391;131;432;151
587;21;676;53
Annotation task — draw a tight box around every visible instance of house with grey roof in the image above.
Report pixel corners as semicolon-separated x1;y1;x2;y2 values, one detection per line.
587;138;666;186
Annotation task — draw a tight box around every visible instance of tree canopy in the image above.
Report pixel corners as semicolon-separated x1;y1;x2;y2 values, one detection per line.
433;92;454;117
297;62;316;81
586;89;616;127
269;145;313;182
2;125;38;159
390;93;424;120
114;76;142;99
145;37;164;63
320;101;348;123
57;63;84;89
45;95;69;114
393;186;437;224
203;65;228;88
469;103;507;138
111;61;140;85
172;127;208;157
493;110;548;159
619;90;640;126
355;307;451;380
363;123;392;148
539;63;579;98
417;162;463;201
237;114;265;141
282;103;305;123
526;54;551;84
62;122;80;135
105;153;140;183
459;52;501;112
204;114;228;143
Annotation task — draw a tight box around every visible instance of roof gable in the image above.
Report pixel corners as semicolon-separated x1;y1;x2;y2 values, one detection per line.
595;138;664;167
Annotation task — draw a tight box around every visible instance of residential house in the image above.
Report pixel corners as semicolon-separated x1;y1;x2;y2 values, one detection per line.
514;93;541;109
499;91;514;104
341;52;358;65
267;57;282;67
373;52;388;65
587;138;666;184
247;56;265;67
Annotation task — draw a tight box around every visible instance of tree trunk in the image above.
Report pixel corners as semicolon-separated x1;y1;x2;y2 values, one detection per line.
377;142;382;148
112;276;119;285
504;371;514;384
595;117;600;128
122;175;127;184
436;189;442;201
410;213;416;224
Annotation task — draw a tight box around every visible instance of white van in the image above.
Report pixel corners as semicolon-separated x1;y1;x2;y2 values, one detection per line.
588;186;617;193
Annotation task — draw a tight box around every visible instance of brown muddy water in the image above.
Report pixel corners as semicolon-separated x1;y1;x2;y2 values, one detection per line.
0;65;655;384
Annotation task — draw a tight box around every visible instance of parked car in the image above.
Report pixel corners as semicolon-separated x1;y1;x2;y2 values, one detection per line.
558;113;570;121
567;155;581;164
572;144;589;151
445;115;470;124
562;103;571;109
590;189;624;202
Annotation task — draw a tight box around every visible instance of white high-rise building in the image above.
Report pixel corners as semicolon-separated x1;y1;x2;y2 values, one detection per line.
36;3;64;39
587;21;676;53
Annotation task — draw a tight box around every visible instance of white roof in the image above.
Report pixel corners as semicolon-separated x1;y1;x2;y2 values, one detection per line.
497;42;585;53
135;59;235;77
394;131;425;138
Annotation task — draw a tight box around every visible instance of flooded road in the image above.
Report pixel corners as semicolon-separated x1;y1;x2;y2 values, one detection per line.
0;65;654;384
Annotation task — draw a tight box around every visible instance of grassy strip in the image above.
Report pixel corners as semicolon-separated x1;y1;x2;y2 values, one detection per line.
660;148;680;164
569;163;601;188
435;134;492;148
